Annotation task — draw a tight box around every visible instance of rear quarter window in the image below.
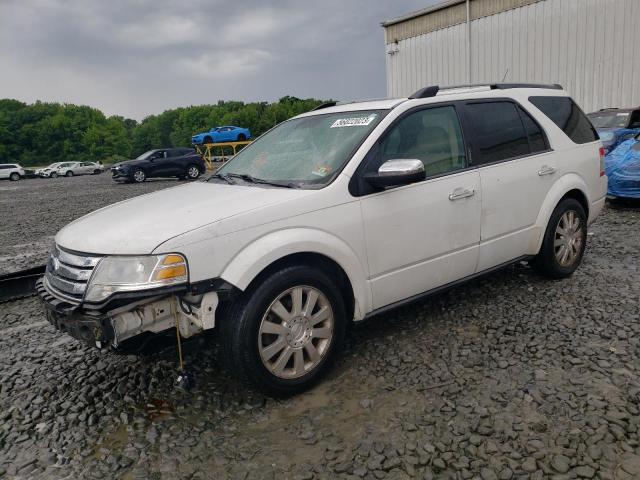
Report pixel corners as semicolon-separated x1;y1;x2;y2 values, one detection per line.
529;96;598;144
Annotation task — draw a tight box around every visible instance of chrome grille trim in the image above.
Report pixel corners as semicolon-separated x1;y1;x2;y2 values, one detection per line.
45;270;87;296
51;261;93;282
43;275;83;305
45;245;103;303
55;246;101;268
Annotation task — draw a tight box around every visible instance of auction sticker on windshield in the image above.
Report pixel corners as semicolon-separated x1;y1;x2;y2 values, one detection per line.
330;114;377;128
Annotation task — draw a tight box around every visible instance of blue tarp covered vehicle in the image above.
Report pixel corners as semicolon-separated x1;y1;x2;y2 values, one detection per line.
588;108;640;154
605;134;640;198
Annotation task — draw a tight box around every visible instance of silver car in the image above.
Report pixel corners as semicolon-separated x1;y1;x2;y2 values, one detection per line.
56;161;105;177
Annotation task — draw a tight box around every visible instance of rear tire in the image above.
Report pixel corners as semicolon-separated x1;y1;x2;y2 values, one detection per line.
65;171;74;177
218;264;346;397
532;198;587;278
132;169;146;183
93;169;101;175
9;172;20;181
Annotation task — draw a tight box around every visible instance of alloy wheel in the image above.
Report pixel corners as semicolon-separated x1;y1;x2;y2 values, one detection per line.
133;170;145;182
258;286;334;379
187;166;199;178
554;210;584;267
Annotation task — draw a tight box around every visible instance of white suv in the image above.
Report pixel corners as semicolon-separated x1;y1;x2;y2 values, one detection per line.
38;84;607;395
0;163;25;181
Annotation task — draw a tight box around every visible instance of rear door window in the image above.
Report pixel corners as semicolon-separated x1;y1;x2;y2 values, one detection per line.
529;96;598;144
464;101;530;165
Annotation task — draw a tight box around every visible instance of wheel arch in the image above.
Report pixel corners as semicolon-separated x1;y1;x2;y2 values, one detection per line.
531;174;590;254
218;229;371;320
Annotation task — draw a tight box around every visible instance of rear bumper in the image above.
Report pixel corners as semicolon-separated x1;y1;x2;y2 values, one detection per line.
588;195;606;225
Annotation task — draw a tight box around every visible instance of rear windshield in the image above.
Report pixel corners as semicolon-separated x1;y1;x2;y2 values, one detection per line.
529;96;598;144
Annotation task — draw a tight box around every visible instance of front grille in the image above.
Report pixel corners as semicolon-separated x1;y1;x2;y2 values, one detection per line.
44;245;102;304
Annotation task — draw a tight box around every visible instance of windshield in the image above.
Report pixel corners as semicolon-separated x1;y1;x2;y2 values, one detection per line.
135;150;155;160
46;163;60;169
216;110;385;188
588;112;630;129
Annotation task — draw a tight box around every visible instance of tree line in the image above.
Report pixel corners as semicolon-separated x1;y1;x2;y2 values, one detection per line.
0;96;327;167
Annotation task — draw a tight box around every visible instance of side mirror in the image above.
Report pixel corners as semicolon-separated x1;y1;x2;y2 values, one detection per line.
364;159;426;189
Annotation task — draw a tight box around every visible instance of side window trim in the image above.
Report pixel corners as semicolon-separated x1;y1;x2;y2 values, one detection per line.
349;101;474;197
516;104;551;153
460;98;553;169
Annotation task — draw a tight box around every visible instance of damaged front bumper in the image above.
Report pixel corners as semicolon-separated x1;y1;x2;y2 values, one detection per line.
36;276;232;351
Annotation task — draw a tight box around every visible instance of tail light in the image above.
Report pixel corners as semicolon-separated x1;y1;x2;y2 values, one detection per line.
599;146;606;177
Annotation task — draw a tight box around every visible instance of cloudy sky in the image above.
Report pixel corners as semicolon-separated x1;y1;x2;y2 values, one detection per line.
0;0;438;120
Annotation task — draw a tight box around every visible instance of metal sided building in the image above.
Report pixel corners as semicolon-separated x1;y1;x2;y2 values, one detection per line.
382;0;640;113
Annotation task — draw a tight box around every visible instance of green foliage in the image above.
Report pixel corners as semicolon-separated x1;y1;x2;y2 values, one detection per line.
0;97;328;167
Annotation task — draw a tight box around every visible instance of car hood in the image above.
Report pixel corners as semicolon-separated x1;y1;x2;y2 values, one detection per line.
113;159;147;168
56;182;313;255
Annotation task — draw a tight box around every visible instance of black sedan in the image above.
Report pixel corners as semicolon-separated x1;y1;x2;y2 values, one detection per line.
111;148;206;183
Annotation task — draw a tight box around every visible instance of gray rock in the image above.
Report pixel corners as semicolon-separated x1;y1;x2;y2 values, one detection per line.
522;457;537;473
550;455;570;474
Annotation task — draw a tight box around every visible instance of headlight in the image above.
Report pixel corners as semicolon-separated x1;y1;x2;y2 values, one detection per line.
84;253;188;302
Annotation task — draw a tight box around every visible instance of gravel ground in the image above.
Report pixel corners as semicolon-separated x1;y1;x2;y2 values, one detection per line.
1;176;640;479
0;174;184;275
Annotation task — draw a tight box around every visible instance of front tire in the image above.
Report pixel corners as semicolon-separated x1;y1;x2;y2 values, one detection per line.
185;164;200;180
132;169;146;183
532;198;587;278
219;265;347;396
50;172;58;178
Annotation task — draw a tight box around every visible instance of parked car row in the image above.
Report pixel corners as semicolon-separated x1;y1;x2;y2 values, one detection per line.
37;161;105;177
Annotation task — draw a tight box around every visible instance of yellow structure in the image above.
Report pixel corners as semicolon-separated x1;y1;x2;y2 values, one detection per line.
195;141;252;170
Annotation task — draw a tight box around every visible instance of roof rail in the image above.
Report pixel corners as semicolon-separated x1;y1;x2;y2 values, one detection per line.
493;83;563;90
312;102;337;111
409;85;440;99
410;83;563;98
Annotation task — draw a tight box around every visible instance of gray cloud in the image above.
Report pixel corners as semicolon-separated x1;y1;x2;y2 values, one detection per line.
0;0;436;119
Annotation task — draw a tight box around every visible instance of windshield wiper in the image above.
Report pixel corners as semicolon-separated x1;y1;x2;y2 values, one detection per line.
224;173;299;188
209;173;237;184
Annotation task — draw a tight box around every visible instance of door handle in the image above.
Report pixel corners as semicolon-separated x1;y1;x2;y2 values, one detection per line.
448;188;475;201
538;165;556;176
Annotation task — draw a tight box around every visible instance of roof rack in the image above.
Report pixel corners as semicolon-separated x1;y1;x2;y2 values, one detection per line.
408;83;563;99
312;102;337;111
